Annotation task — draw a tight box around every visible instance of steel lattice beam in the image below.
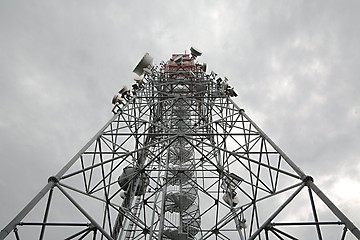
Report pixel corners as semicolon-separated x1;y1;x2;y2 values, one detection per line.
1;50;359;240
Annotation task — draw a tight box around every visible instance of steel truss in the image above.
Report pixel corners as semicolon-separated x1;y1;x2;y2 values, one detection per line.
1;51;360;240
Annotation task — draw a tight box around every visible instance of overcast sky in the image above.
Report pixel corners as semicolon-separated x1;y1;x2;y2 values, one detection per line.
1;0;360;237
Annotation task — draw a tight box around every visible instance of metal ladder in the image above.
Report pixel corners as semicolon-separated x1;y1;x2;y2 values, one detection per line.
124;196;143;240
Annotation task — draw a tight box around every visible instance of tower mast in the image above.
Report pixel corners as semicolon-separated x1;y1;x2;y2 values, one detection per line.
1;48;359;240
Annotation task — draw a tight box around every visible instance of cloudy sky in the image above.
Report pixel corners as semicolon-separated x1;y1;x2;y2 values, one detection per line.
1;0;360;237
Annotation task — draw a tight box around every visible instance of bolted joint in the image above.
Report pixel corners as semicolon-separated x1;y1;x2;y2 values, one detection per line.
302;175;314;184
142;228;150;235
216;167;224;175
48;176;60;183
212;228;220;234
265;223;274;231
239;108;245;113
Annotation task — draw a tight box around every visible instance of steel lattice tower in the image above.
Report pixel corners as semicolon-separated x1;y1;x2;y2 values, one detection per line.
1;49;360;240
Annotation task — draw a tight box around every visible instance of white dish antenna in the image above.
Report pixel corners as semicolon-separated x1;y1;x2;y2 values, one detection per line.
133;53;153;76
190;46;202;59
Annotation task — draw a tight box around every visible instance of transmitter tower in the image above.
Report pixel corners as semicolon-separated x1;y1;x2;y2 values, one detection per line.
1;48;360;240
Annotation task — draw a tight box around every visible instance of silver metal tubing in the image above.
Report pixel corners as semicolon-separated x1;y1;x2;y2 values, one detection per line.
0;182;55;240
56;183;114;240
307;181;360;239
248;183;305;240
239;110;306;179
0;113;120;240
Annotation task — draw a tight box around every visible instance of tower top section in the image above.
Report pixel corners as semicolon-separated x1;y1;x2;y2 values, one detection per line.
165;53;195;70
112;47;238;108
164;46;203;70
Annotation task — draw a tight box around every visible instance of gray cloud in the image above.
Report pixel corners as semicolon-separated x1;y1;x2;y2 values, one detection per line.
1;0;360;238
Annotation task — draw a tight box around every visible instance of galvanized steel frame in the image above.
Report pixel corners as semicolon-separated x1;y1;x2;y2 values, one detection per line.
1;54;359;240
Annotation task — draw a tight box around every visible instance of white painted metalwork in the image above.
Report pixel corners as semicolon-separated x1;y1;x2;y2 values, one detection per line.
1;49;359;240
